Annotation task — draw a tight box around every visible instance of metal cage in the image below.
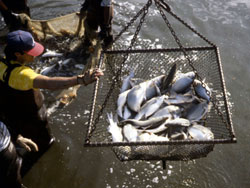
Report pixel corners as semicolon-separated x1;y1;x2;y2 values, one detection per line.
84;0;236;161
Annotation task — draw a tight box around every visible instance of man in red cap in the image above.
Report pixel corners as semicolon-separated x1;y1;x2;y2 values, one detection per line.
0;30;103;176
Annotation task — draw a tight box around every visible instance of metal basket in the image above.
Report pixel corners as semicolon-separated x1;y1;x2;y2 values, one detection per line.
84;47;236;161
84;0;236;162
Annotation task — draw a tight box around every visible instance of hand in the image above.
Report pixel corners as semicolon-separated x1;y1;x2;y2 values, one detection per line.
77;68;104;85
16;134;39;152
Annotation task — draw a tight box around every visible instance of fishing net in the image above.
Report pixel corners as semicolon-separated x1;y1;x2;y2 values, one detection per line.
84;0;236;162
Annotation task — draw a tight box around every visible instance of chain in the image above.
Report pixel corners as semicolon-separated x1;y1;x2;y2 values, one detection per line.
85;0;152;142
157;0;215;47
155;0;232;134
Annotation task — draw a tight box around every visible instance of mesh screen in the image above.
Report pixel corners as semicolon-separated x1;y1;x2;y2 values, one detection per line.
85;47;235;161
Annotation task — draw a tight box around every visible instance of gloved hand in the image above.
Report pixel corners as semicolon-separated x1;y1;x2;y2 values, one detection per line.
77;68;104;85
16;134;39;152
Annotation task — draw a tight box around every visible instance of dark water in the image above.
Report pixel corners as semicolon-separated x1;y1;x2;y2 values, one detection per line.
1;0;250;187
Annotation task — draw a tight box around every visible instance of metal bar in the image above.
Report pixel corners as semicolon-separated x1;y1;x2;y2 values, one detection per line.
104;46;216;54
84;138;236;147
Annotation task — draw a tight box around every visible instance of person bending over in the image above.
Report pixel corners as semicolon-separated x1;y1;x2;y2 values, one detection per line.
0;30;104;175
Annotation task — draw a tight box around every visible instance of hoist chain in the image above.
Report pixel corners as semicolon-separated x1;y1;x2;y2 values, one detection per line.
86;0;152;143
157;0;215;47
155;0;232;133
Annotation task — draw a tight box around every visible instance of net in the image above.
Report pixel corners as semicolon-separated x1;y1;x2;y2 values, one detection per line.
84;0;236;161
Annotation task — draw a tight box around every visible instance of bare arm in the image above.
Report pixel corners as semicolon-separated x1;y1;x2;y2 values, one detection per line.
33;68;104;90
33;75;78;90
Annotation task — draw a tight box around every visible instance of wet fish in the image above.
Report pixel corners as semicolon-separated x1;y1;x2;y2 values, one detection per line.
127;82;147;112
123;105;132;120
107;113;123;142
163;118;191;127
150;105;182;119
42;50;63;58
138;132;169;142
171;71;195;93
40;63;59;75
187;124;214;140
117;89;130;118
120;116;167;129
161;63;177;92
193;79;211;102
134;95;165;120
165;92;196;106
122;124;139;142
120;71;135;93
145;82;161;100
185;101;210;122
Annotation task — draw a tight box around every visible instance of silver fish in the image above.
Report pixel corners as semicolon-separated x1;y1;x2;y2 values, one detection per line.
171;71;195;93
164;118;191;127
187;124;214;140
127;82;147;112
107;113;123;142
193;79;211;102
165;92;196;106
120;71;135;93
40;63;59;75
134;95;165;120
41;50;63;58
150;105;182;119
123;105;132;120
138;132;169;142
122;124;139;142
145;81;161;100
144;120;169;134
120;116;167;129
117;89;130;118
185;101;210;122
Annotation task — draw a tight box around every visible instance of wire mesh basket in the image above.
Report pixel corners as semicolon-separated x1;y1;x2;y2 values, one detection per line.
84;0;236;162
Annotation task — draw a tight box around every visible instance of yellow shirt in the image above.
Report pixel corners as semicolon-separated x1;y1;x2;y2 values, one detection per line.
0;60;39;91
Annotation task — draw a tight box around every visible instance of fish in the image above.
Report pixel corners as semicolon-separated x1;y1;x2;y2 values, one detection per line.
40;63;59;75
163;118;191;127
123;105;132;120
117;89;130;118
138;132;169;142
134;95;165;120
171;71;195;93
161;63;177;92
145;81;161;100
107;113;123;142
187;124;214;140
120;116;167;129
193;79;211;102
120;71;135;93
127;82;147;112
184;100;210;122
150;105;182;119
165;92;196;106
41;50;63;58
122;124;139;142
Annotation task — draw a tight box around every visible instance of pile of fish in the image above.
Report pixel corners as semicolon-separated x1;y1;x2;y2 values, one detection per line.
107;63;214;143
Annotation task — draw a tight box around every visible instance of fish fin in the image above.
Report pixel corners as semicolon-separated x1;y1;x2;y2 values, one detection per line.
162;63;177;91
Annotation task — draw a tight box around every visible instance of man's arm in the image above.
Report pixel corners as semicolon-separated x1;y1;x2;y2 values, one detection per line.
33;68;104;90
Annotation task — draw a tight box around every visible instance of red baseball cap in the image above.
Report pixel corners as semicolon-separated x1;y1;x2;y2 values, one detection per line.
7;30;44;57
